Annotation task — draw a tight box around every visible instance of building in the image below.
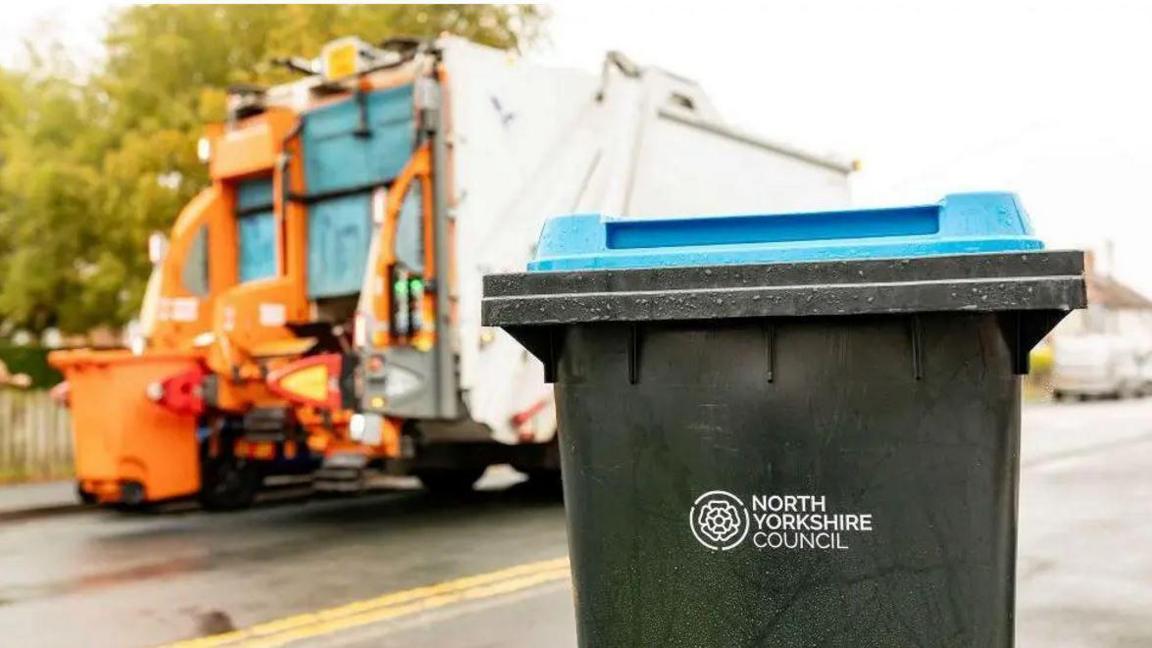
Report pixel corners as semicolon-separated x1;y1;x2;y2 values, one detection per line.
1055;251;1152;345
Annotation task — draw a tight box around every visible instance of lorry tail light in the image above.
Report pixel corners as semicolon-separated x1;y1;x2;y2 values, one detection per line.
234;439;275;460
266;353;343;410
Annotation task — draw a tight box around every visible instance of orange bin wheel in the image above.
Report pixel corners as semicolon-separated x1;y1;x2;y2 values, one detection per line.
50;350;202;504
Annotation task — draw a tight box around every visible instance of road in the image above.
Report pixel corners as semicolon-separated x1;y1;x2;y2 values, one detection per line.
1;399;1150;647
1016;399;1152;647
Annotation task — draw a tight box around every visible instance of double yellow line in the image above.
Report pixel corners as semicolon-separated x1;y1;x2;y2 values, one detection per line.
163;557;570;648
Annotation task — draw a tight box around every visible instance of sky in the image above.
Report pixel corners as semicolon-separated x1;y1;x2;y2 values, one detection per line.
4;0;1152;291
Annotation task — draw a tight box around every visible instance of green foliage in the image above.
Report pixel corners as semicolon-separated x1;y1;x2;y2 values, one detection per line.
0;345;62;389
0;5;544;336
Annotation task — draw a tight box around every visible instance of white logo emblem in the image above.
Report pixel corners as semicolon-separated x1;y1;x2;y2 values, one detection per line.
690;490;750;551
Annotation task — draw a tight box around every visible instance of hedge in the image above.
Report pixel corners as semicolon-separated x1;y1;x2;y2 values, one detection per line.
0;345;63;389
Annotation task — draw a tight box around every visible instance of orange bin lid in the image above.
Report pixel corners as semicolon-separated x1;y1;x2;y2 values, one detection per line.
49;348;201;371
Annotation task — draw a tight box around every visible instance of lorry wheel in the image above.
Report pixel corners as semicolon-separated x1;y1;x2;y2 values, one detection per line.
415;468;486;495
524;469;563;488
199;455;261;511
519;469;563;498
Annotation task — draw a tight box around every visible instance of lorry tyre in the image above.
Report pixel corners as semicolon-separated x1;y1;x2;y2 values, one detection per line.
199;455;261;511
524;469;563;489
415;468;486;495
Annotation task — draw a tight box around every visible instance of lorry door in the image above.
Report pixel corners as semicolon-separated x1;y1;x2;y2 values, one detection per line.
358;146;442;419
141;184;237;350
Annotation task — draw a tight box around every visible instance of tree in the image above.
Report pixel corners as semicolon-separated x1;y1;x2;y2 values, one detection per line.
0;61;111;335
0;5;545;336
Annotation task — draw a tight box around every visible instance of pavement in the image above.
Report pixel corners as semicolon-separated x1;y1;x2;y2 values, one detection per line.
0;399;1149;647
0;480;81;519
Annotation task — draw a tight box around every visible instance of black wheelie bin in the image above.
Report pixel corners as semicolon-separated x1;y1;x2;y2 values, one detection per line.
482;193;1085;648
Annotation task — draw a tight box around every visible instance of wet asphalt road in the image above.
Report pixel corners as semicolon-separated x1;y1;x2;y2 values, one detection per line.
1;400;1151;647
0;470;572;647
1015;399;1152;647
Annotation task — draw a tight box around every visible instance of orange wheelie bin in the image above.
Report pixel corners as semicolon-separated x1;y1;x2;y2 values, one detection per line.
50;349;202;505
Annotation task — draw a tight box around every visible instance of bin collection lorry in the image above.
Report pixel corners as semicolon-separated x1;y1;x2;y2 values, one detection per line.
51;35;854;508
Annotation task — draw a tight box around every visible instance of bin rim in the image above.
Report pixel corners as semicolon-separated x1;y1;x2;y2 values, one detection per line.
48;348;201;370
482;249;1086;328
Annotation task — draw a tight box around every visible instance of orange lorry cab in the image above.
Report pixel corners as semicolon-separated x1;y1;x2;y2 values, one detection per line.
51;38;437;508
48;159;240;505
50;104;316;508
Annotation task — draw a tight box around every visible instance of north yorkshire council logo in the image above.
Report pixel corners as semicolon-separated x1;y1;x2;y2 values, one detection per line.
690;490;750;550
691;492;876;552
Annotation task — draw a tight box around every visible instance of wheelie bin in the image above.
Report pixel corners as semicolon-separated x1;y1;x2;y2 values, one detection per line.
482;193;1085;647
50;349;202;504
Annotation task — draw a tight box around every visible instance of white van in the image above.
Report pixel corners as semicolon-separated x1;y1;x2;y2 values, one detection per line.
1051;334;1144;400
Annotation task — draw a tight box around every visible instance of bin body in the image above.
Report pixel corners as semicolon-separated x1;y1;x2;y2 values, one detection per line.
51;350;201;502
557;315;1019;646
483;193;1086;647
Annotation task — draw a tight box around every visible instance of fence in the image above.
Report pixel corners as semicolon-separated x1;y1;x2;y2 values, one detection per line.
0;389;73;481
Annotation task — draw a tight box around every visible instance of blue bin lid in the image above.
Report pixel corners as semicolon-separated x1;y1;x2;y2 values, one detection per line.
528;192;1043;272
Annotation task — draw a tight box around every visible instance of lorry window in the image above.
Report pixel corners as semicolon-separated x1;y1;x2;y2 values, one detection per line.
394;181;424;273
307;193;373;298
181;224;210;296
238;212;276;282
236;177;277;282
299;85;415;300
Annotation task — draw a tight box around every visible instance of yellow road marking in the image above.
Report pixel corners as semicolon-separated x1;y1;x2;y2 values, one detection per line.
238;568;571;648
161;557;570;648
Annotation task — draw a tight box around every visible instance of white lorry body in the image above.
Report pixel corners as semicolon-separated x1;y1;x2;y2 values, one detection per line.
429;37;853;444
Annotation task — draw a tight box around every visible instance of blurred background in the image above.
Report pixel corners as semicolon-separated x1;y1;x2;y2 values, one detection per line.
0;3;1149;647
